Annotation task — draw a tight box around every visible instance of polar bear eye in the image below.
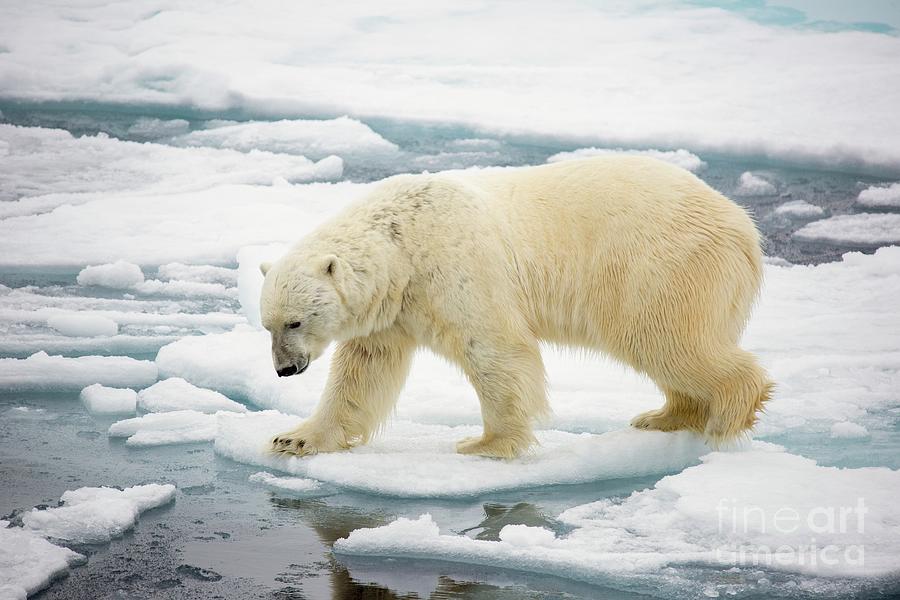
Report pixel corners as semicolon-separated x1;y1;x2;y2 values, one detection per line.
287;321;302;329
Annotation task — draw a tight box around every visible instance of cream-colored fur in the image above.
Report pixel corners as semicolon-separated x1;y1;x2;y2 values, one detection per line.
262;156;772;459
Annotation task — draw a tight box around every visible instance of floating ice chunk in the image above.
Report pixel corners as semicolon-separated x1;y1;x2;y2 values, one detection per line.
0;352;157;391
0;124;342;204
336;448;900;588
0;522;82;600
215;411;710;497
547;148;706;172
22;484;175;544
735;171;776;196
248;471;324;494
157;263;238;285
773;200;824;218
108;410;219;447
793;213;900;245
858;182;900;208
830;421;870;439
80;384;137;415
172;117;399;159
137;378;247;414
0;334;180;358
46;313;118;337
132;279;238;299
76;260;144;289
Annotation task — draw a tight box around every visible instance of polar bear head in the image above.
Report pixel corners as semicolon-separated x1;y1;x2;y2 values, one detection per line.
259;254;352;377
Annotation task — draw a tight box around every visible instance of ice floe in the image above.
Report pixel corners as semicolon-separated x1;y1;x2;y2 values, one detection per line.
46;313;118;338
22;484;175;543
80;384;137;415
215;411;712;497
0;352;157;391
774;200;824;218
335;448;900;591
793;214;900;245
547;148;705;172
76;260;144;289
108;410;219;447
0;522;82;600
156;263;238;286
830;422;870;440
136;377;247;414
248;471;324;495
735;171;776;196
857;182;900;208
171;117;399;159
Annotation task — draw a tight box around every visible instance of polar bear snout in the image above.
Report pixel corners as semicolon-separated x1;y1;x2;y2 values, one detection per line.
276;356;309;377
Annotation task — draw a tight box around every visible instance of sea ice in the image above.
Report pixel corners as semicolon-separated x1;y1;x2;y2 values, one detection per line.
0;352;157;391
156;263;238;285
547;148;706;172
136;378;247;414
46;313;118;338
735;171;776;196
22;484;176;543
857;182;900;208
76;260;144;289
0;522;82;600
215;411;712;497
248;471;324;495
793;214;900;245
774;200;824;218
108;410;219;447
335;448;900;589
80;384;137;415
171;117;399;159
830;421;870;439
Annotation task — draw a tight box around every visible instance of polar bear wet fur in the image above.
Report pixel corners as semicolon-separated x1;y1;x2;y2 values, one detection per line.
260;156;772;459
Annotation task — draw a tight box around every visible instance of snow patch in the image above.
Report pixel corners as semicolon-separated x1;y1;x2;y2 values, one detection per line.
774;200;824;218
830;421;870;439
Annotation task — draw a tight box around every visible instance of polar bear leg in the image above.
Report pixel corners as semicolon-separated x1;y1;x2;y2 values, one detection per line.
630;388;709;434
271;331;414;456
453;334;549;459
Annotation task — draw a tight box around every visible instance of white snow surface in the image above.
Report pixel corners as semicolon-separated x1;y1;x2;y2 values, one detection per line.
215;411;712;498
0;352;157;391
830;421;870;440
172;117;399;159
46;313;118;338
80;384;137;415
22;484;175;544
774;200;824;218
76;261;145;289
335;448;900;584
108;410;220;447
546;148;706;172
137;377;247;414
735;171;776;196
0;523;82;600
794;214;900;245
1;3;899;172
857;182;900;208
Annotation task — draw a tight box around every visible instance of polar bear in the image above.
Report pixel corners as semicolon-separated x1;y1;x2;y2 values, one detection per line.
261;156;772;459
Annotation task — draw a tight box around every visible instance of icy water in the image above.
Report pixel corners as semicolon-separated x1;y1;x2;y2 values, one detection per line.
1;101;899;600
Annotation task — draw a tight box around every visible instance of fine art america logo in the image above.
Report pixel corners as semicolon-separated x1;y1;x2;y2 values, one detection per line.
715;498;868;568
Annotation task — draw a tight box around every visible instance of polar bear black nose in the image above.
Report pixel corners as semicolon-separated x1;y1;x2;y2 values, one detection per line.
277;365;298;377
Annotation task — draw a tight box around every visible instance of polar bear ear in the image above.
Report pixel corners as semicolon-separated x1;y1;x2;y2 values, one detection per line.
259;261;272;276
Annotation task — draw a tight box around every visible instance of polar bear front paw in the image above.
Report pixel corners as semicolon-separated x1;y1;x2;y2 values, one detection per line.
270;423;344;457
455;434;531;459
